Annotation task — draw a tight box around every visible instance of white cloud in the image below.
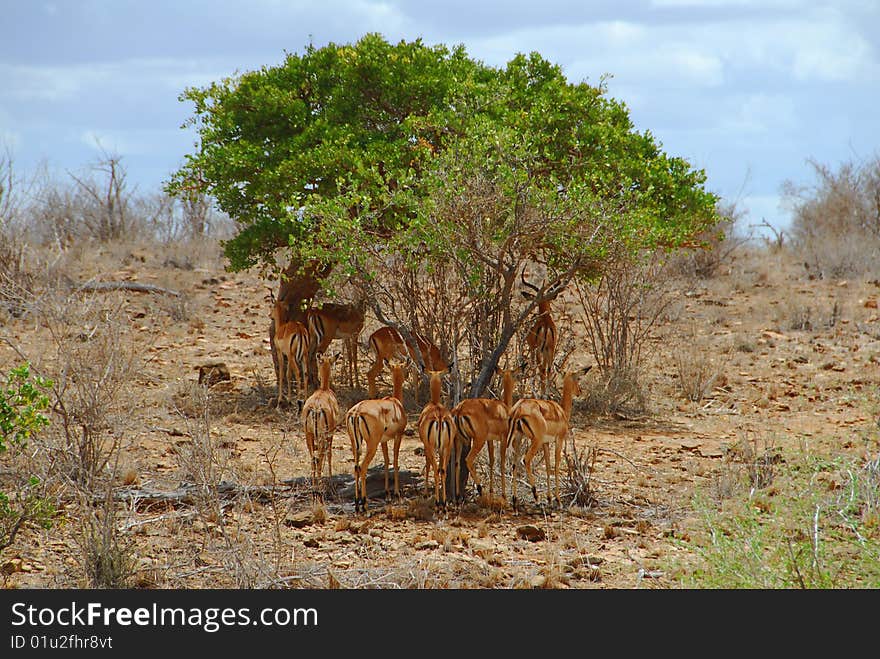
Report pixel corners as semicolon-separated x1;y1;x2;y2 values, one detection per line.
722;94;798;134
651;0;802;7
0;58;248;106
469;21;725;88
78;127;189;157
0;64;110;102
1;130;21;151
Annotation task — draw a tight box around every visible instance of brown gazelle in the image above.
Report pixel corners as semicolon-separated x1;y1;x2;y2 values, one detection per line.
300;352;341;500
346;358;408;513
416;370;455;507
365;325;447;401
523;279;558;398
450;366;516;502
306;298;365;388
270;297;309;406
506;366;592;510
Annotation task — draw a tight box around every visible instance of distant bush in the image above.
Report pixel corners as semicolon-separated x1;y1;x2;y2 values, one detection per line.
666;200;748;280
574;253;674;416
784;155;880;279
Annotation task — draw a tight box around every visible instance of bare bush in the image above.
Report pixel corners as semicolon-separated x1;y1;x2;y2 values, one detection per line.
74;488;136;588
775;298;841;332
711;434;780;505
574;254;673;415
674;325;728;403
135;190;232;246
36;292;139;489
172;389;289;588
562;441;599;508
66;152;135;243
785;155;880;279
0;151;38;316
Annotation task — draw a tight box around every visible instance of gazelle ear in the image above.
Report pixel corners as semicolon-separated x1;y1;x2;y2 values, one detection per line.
581;365;594;375
332;351;342;363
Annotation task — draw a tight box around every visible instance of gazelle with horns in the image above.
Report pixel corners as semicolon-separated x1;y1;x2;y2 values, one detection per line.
521;270;560;399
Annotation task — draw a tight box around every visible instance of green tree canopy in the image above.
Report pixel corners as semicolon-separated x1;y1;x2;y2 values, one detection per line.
168;33;719;396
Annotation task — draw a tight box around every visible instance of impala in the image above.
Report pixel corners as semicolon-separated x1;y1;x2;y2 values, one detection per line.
346;358;408;513
300;352;341;501
525;299;557;397
365;325;447;401
306;297;366;389
506;365;592;510
450;366;516;502
416;370;455;507
270;297;309;406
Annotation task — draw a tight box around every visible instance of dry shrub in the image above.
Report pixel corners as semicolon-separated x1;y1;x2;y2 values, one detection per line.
26;291;140;490
575;254;673;415
404;496;436;521
562;442;599;509
674;326;728;403
0;153;40;318
785;155;880;280
713;433;780;504
74;489;136;589
775;298;841;332
666;200;748;279
859;453;880;531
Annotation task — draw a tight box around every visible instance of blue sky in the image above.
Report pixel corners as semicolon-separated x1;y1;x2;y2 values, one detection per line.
2;0;878;235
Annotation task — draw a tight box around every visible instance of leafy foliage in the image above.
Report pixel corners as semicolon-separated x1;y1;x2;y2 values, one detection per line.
1;364;55;552
674;445;880;588
1;364;52;452
170;34;718;276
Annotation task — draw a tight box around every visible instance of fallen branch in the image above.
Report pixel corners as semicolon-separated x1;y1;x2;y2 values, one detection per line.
75;281;181;297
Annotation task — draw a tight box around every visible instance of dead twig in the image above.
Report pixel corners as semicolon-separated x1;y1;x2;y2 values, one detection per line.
75;281;180;297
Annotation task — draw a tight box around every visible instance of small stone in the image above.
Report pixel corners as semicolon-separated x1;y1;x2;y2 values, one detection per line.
516;525;546;542
284;511;313;528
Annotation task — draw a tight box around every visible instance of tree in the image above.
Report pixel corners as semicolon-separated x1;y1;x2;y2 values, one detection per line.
169;34;718;397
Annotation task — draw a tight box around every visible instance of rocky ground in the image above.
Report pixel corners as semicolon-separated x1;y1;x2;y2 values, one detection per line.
2;242;878;589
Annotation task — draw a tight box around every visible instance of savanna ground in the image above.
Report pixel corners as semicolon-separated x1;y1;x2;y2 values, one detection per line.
2;226;879;590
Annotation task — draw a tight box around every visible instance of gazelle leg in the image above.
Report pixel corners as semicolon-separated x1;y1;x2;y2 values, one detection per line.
554;437;563;507
358;441;380;513
487;440;495;497
393;434;403;499
464;437;485;497
522;439;542;503
381;441;390;499
542;443;552;506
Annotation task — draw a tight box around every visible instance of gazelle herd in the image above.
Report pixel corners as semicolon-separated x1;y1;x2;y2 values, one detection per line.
267;275;590;514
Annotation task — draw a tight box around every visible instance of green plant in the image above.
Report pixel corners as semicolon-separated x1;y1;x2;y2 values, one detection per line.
673;444;880;589
0;364;55;552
